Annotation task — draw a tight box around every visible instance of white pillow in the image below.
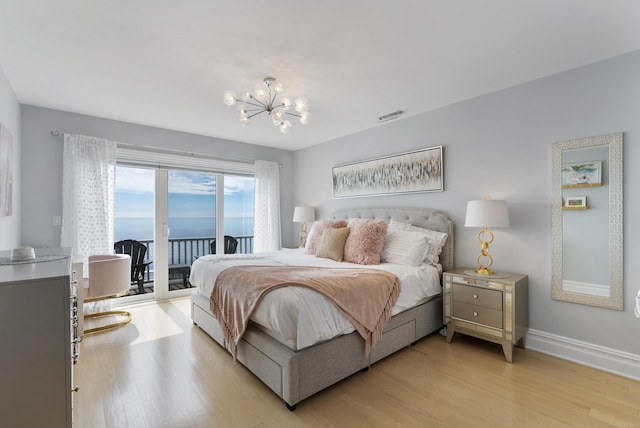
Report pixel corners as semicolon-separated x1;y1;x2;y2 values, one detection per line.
389;219;448;266
304;221;319;251
381;230;430;266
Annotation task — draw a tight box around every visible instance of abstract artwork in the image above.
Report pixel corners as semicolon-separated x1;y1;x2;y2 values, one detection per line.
332;146;443;198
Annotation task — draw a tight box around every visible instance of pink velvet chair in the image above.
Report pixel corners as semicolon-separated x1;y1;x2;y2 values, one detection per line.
83;254;132;334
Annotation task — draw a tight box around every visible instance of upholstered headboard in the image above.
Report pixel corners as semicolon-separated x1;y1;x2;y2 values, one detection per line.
332;207;454;272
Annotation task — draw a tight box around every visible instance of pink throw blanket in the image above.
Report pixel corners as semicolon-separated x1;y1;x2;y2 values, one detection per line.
210;265;401;360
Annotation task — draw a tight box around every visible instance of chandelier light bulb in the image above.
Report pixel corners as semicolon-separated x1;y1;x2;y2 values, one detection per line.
279;120;292;133
294;97;308;113
223;90;237;106
254;83;269;101
223;77;310;133
271;80;285;95
271;107;285;122
281;97;293;107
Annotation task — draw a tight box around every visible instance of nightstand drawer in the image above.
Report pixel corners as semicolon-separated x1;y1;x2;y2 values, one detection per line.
453;301;503;329
453;284;502;310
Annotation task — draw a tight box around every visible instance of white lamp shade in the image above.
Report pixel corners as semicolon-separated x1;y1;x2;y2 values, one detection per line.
465;199;510;228
293;206;315;223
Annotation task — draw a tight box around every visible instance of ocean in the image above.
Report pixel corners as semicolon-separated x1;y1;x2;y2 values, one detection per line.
114;216;254;241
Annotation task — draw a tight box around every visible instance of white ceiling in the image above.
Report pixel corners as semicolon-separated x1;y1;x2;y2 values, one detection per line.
1;1;639;151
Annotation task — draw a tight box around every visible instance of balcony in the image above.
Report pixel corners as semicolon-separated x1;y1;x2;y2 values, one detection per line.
126;235;253;294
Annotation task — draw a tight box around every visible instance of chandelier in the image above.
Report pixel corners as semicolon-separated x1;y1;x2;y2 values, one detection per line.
223;77;310;133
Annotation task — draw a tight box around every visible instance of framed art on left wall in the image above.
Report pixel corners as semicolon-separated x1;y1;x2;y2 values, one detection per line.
332;146;443;198
0;122;12;217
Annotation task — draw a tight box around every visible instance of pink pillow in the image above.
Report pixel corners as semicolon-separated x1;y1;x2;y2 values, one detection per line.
343;218;388;265
306;219;348;255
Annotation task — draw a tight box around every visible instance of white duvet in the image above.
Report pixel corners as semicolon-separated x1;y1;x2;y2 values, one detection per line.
189;248;442;350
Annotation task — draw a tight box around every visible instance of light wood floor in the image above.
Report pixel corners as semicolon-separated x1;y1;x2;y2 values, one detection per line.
75;297;640;428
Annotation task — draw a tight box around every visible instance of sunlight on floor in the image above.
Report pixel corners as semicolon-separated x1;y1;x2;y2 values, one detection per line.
129;298;190;345
84;297;192;345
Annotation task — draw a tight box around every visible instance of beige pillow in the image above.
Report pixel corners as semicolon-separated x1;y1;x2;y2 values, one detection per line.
305;219;348;254
315;227;351;262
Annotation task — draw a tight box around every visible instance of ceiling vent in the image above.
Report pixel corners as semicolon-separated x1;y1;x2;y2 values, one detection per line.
377;110;404;123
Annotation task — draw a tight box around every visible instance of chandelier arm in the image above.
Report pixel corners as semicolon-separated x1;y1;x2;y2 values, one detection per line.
269;92;278;107
240;100;268;109
247;110;268;119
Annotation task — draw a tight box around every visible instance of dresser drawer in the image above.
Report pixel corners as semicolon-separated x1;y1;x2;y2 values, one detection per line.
453;301;503;329
453;284;502;310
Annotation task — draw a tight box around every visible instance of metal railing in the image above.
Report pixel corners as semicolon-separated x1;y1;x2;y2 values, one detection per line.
134;235;253;286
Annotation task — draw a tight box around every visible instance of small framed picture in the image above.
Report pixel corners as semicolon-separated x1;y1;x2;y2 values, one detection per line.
564;196;587;210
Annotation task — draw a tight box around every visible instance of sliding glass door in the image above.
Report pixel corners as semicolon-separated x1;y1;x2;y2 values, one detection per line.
114;165;254;302
114;166;155;299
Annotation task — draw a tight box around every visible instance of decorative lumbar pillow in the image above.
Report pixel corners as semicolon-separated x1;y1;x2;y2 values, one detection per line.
389;219;448;266
315;227;351;261
306;219;349;255
381;229;430;266
343;218;388;265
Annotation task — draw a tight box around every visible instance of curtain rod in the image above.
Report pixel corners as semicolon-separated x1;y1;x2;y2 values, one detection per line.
50;130;283;167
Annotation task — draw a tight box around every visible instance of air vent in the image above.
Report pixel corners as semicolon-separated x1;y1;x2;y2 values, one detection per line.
377;110;404;123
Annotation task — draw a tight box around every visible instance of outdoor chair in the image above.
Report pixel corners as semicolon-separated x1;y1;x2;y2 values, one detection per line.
114;239;152;294
210;235;239;254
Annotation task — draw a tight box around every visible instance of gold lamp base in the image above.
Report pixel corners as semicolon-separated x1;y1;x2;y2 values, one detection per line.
474;266;495;275
474;227;495;275
299;223;308;248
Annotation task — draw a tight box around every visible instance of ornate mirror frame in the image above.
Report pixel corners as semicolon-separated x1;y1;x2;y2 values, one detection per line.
551;132;623;310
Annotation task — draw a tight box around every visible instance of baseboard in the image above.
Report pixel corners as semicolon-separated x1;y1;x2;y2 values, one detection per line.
525;329;640;381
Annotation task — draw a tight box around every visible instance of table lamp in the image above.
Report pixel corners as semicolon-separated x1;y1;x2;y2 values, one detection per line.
293;206;315;248
465;196;510;275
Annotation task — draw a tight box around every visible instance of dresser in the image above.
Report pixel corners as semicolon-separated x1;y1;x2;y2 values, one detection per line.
0;248;78;427
443;268;528;363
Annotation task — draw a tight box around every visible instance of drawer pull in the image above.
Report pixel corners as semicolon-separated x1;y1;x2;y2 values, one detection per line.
473;311;478;317
72;386;80;393
473;294;478;299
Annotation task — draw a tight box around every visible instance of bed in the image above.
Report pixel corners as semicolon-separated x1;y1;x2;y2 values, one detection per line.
190;207;454;410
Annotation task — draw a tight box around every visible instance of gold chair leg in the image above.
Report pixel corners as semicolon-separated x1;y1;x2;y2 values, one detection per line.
83;310;132;334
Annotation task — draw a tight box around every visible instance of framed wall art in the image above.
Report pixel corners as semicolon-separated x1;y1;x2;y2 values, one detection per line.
561;161;602;188
332;146;443;198
0;122;13;217
563;195;587;210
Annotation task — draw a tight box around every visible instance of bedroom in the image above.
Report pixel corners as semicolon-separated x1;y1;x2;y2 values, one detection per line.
0;1;639;426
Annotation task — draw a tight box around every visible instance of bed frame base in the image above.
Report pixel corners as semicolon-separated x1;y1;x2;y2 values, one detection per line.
191;291;443;409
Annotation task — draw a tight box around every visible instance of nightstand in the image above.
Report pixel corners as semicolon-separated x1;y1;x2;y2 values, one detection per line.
443;268;528;363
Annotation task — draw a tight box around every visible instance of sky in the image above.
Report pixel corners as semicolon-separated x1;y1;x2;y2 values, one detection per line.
115;166;255;218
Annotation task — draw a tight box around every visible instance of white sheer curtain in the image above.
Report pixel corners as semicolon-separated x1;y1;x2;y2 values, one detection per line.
253;160;281;252
60;134;117;271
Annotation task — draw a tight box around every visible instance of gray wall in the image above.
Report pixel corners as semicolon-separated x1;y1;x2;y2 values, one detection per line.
0;66;20;250
19;106;296;249
293;50;640;357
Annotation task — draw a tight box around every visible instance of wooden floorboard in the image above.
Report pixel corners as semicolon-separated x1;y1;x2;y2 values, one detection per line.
75;297;640;427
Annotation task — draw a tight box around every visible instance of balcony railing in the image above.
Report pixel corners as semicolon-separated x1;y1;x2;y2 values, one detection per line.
133;235;253;288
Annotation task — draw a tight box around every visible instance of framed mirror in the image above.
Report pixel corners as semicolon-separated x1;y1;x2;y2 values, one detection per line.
551;132;623;310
